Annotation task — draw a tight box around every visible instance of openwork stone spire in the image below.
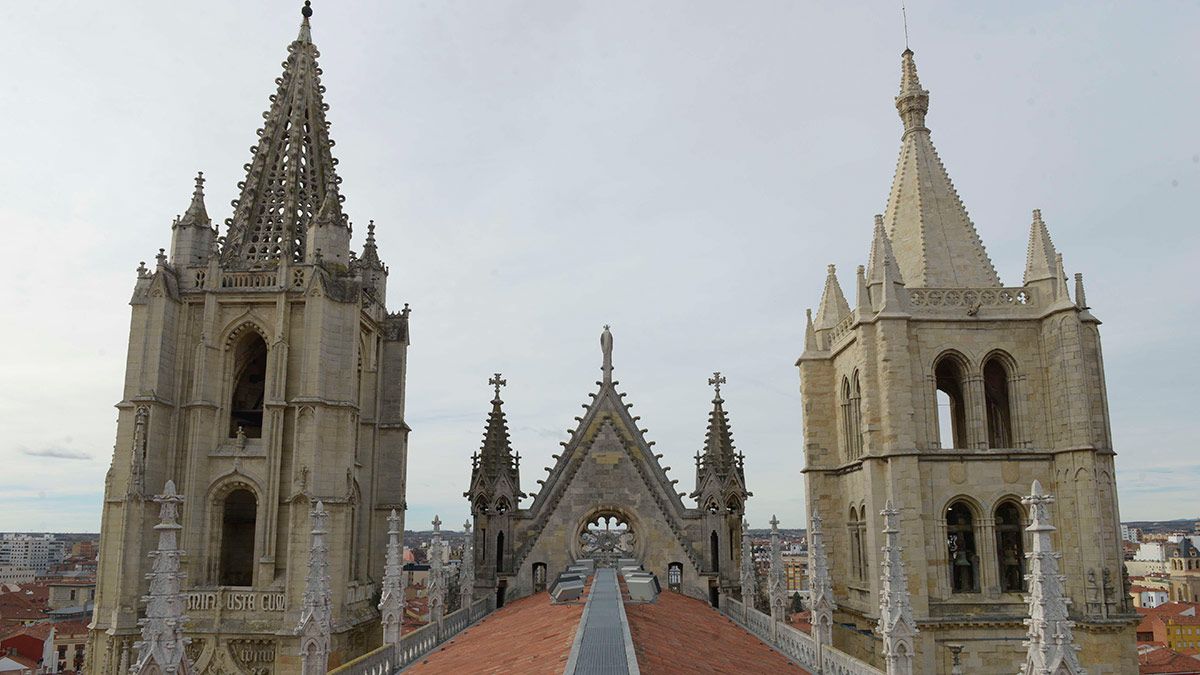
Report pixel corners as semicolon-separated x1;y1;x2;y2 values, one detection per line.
222;0;346;265
297;500;332;675
427;515;446;626
808;510;836;646
876;500;917;675
739;519;756;605
1021;481;1086;675
460;520;475;611
379;509;405;647
768;515;786;623
130;480;192;675
883;50;1000;288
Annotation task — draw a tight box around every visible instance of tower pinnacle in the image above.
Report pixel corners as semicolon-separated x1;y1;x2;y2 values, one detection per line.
600;325;614;383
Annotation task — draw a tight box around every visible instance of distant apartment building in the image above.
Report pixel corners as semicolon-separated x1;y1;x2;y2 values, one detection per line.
0;566;34;586
1130;541;1181;576
1131;583;1170;608
0;535;66;575
781;552;807;594
1121;524;1140;543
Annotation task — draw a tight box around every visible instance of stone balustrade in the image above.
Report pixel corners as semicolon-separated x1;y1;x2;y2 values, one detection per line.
719;596;881;675
328;596;495;675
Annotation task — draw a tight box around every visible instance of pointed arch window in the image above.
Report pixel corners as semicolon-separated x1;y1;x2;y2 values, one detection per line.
995;501;1026;592
841;373;864;460
710;530;721;574
229;334;268;438
946;501;979;593
495;531;505;573
984;357;1014;449
848;507;866;581
934;356;969;449
219;489;257;586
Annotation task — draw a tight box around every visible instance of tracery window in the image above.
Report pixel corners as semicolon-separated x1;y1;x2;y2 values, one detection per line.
934;356;969;449
219;489;257;586
995;502;1025;592
667;562;683;591
841;373;864;460
229;334;268;438
984;357;1014;449
946;501;979;593
579;512;635;567
848;507;866;581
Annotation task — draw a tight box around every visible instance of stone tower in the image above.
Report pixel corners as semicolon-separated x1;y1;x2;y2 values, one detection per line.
797;50;1135;674
467;328;750;606
87;5;411;673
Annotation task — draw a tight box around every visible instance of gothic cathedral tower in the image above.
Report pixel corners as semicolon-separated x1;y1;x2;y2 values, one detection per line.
87;6;411;673
797;51;1136;674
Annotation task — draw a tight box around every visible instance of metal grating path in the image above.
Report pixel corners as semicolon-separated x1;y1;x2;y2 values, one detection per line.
569;568;636;674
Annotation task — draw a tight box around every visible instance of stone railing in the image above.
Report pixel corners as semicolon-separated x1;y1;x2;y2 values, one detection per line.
220;270;279;289
827;313;855;346
908;286;1035;310
719;596;881;675
329;596;495;675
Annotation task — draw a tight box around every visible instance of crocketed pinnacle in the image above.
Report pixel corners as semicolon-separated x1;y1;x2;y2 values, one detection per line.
357;220;384;270
222;2;345;265
813;264;851;331
1023;209;1058;284
176;172;210;229
867;214;903;286
884;50;1001;288
476;381;520;488
700;376;740;481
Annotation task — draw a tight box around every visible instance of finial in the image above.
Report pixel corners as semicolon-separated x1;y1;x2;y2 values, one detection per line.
367;219;376;242
156;248;168;267
708;371;727;401
489;372;507;401
600;325;614;384
193;171;205;196
463;520;471;533
1032;208;1042;223
302;1;313;18
901;2;910;51
770;514;780;531
432;515;442;532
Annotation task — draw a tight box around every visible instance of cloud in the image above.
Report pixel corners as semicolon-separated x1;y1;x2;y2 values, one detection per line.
21;447;92;460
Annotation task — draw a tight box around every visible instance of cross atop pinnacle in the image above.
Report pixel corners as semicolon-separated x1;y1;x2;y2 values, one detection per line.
489;373;507;402
769;514;780;531
708;371;726;401
431;515;442;532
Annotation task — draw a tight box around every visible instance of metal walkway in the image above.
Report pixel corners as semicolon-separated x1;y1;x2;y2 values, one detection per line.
564;568;640;675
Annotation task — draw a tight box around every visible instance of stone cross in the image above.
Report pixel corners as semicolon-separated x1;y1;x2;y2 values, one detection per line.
1019;481;1085;675
489;373;506;400
130;480;193;675
379;509;405;647
708;371;726;400
876;500;917;675
297;501;331;675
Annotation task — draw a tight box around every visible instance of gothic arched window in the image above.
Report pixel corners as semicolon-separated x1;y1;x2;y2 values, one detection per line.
532;562;547;593
984;357;1014;449
495;531;505;573
229;334;268;438
710;530;720;574
495;497;510;515
219;489;257;586
934;356;969;449
667;562;683;591
840;377;853;460
995;501;1025;592
849;373;864;459
946;501;979;593
849;507;864;581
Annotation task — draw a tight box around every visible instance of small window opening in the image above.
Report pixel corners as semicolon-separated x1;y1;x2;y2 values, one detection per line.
229;335;268;438
984;358;1014;448
219;489;257;586
935;358;968;449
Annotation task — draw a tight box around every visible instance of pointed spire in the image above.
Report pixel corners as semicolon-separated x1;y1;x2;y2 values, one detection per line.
768;515;786;623
803;308;819;352
357;219;384;270
1023;209;1059;285
379;509;405;647
460;520;475;611
883;51;1000;288
740;519;756;606
175;172;210;230
700;372;737;473
877;500;918;675
867;215;903;286
130;480;193;675
473;373;521;496
223;2;345;265
1020;481;1086;675
808;509;836;646
297;500;331;675
428;515;447;627
813;264;851;331
855;264;870;315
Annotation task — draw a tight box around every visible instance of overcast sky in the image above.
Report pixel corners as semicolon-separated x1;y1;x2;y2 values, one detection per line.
0;2;1196;533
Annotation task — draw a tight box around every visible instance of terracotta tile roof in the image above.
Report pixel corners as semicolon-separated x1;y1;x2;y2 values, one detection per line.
1139;647;1200;674
405;592;583;675
625;591;810;674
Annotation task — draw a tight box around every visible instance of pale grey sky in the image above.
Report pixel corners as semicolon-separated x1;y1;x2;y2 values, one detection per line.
0;1;1196;532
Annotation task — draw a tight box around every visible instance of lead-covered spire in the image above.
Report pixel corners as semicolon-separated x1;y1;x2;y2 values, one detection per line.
883;50;1000;288
222;0;346;266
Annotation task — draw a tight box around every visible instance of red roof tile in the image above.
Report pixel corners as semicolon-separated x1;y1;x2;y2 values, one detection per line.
405;592;583;675
625;591;810;674
1139;647;1200;674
